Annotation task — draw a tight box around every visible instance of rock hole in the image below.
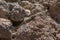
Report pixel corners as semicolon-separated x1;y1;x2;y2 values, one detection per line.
12;35;16;39
11;20;23;27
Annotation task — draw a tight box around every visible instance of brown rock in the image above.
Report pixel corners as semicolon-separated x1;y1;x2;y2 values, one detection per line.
49;3;60;23
0;1;9;19
0;23;11;40
19;1;34;10
0;28;11;38
0;10;9;18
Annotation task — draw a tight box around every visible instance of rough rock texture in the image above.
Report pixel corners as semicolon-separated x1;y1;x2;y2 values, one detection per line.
0;0;60;40
49;2;60;23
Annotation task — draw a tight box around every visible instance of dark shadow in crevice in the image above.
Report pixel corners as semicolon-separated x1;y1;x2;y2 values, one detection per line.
9;4;14;11
7;13;23;28
11;20;23;28
5;0;18;2
0;38;11;40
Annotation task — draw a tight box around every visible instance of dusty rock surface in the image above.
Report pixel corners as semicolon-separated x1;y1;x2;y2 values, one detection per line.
0;0;60;40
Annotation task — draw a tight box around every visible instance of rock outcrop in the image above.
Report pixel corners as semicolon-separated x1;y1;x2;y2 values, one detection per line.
0;0;60;40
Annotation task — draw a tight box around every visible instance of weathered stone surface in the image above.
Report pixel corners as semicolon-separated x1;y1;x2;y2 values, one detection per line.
6;3;26;22
0;0;60;40
0;18;12;28
19;1;34;10
49;2;60;23
0;10;10;19
0;28;11;38
0;18;11;40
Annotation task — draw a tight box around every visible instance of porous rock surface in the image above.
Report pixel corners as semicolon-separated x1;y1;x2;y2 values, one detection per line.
0;0;60;40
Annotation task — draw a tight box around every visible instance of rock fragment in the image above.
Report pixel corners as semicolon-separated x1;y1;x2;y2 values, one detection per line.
0;18;12;29
10;6;26;22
